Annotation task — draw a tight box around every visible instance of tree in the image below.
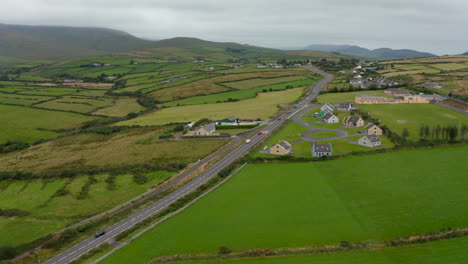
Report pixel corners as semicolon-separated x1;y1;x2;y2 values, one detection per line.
218;246;232;255
402;128;410;140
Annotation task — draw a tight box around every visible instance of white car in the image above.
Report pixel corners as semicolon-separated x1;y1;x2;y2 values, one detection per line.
245;139;251;144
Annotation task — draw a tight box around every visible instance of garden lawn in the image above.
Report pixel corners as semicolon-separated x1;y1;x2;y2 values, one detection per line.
0;104;96;144
170;236;468;264
116;88;304;126
102;145;468;264
358;104;468;140
310;130;338;139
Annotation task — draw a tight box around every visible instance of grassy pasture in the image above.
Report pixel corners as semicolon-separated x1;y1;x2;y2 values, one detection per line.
430;63;468;71
160;76;319;107
0;172;173;246
102;145;468;264
35;96;114;113
0;93;53;106
117;88;304;126
147;71;307;102
359;104;468;140
222;75;307;89
169;236;468;264
0;104;95;144
0;127;228;173
310;130;338;138
92;98;144;117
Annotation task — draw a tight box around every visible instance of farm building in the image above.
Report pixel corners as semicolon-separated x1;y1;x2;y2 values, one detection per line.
422;82;443;89
323;112;339;123
355;94;398;104
365;123;383;135
343;116;364;127
358;135;382;147
384;88;411;96
398;94;446;104
337;103;355;112
312;143;333;157
218;116;240;126
184;122;195;130
320;103;334;113
269;141;293;156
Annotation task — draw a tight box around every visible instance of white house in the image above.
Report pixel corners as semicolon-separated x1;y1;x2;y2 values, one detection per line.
357;135;382;147
320;103;334;113
312;143;333;157
323;112;339;123
337;103;355;112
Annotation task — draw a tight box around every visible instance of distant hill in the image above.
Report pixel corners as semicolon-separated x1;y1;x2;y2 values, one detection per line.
462;52;468;55
0;23;357;63
0;23;155;60
303;44;436;60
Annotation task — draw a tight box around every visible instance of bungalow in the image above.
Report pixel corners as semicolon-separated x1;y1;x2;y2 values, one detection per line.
343;116;364;127
205;66;215;70
218;116;240;126
422;81;443;89
365;123;383;135
337;103;355;112
269;141;292;155
320;103;334;113
358;135;382;147
312;143;332;157
186;123;216;136
323;112;339;123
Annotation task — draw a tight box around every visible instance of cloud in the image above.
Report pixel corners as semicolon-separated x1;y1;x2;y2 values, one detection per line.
1;0;467;54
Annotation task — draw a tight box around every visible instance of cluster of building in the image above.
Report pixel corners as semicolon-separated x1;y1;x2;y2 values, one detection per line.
316;103;355;124
356;90;446;105
350;76;401;89
184;116;260;137
422;81;445;89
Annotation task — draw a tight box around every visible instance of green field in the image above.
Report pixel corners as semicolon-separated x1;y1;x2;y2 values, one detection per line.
310;130;338;138
116;88;304;126
170;236;468;264
359;104;468;140
0;172;173;246
103;145;468;264
0;104;96;144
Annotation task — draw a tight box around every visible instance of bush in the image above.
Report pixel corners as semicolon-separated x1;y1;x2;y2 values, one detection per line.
0;208;30;217
133;174;149;185
0;140;29;154
218;246;232;255
0;246;17;261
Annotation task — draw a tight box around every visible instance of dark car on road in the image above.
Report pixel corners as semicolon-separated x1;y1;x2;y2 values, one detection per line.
95;231;106;238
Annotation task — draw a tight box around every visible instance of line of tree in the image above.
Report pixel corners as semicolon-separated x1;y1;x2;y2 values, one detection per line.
419;124;467;142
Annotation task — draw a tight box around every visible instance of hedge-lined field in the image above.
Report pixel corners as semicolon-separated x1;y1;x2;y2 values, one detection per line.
169;236;468;264
116;88;304;126
0;172;173;246
359;104;468;140
102;145;468;264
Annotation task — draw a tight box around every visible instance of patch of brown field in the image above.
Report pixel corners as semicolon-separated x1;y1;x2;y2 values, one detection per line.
92;98;144;117
416;57;468;63
410;74;427;82
442;99;468;110
456;80;468;90
0;127;228;173
148;70;307;102
445;71;468;77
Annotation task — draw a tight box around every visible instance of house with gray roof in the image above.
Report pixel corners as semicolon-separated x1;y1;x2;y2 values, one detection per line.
186;122;216;136
218;116;240;126
365;123;383;135
343;116;364;127
337;103;355;112
358;135;382;147
312;143;333;157
320;103;334;113
323;112;339;123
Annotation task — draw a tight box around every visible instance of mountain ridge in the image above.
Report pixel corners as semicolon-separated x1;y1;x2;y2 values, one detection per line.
303;44;436;60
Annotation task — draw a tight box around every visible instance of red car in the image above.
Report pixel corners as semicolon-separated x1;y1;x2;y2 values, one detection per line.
258;132;263;135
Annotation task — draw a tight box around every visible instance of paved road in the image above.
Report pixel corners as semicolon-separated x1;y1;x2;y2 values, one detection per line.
43;67;334;264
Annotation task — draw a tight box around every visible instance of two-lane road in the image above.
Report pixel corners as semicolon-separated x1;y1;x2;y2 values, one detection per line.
44;67;333;264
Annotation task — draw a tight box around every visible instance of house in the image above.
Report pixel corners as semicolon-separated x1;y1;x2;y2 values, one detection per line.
337;103;355;112
323;112;339;123
358;135;382;147
218;116;240;126
365;123;383;135
205;66;215;70
399;94;446;103
269;141;292;155
343;116;364;127
312;143;332;157
320;103;334;113
257;64;268;68
422;81;443;89
186;123;216;136
316;110;328;119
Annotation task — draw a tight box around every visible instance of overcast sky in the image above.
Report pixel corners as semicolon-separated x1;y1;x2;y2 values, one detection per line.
1;0;467;55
